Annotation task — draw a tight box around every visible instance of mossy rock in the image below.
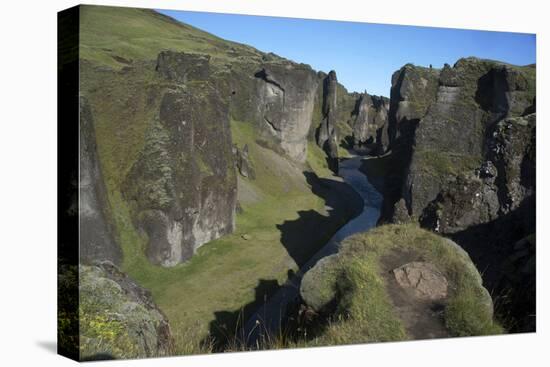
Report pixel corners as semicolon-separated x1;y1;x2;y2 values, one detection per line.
300;254;340;312
79;262;173;360
299;224;500;343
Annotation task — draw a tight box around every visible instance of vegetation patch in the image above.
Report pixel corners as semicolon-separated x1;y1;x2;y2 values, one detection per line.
292;224;501;347
414;149;481;179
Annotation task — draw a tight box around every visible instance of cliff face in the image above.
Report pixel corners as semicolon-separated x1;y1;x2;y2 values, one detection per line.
255;61;319;162
395;58;535;222
79;97;122;265
388;64;440;146
380;58;535;331
121;52;237;266
352;93;390;155
78;10;338;267
81;51;237;267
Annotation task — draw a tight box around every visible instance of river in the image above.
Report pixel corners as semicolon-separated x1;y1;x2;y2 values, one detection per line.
242;155;383;346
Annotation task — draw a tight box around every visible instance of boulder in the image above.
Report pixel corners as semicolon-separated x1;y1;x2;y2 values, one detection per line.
79;262;173;360
392;262;448;301
300;254;340;312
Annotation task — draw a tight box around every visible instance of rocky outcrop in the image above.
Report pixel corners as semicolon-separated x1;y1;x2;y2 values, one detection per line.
380;58;535;332
300;254;339;312
316;70;339;170
388;64;440;146
352;93;390;155
156;51;210;83
233;144;255;179
374;64;440;222
254;61;318;162
400;59;535;222
79;262;173;360
299;226;497;338
122;52;237;267
419;113;535;234
79;96;122;265
392;262;448;301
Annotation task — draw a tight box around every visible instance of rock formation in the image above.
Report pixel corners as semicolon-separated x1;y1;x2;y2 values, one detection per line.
299;226;496;338
255;61;318;162
396;58;535;221
388;63;440;146
79;261;173;360
233;144;255;179
316;70;339;171
352;93;390;155
378;58;535;331
79;96;122;265
392;262;448;300
121;51;237;266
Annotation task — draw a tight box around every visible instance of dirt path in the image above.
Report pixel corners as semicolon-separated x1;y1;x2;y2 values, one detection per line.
380;248;450;340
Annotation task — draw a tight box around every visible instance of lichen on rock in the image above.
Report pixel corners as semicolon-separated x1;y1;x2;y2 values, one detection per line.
79;262;173;360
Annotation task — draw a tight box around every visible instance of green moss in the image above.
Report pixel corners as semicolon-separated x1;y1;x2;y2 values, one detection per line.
196;153;214;176
306;141;334;178
445;285;504;336
414;149;481;179
126;119;174;210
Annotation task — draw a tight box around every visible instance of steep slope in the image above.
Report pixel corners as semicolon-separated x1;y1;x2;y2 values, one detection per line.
77;5;364;352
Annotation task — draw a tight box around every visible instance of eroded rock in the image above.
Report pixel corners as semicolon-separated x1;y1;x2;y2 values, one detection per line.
79;96;122;265
316;70;339;170
123;65;237;266
300;254;340;312
233;144;255;179
392;262;448;301
79;262;173;360
255;61;318;162
352;93;390;155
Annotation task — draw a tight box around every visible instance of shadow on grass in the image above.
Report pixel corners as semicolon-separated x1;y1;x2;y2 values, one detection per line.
277;171;362;267
203;170;363;351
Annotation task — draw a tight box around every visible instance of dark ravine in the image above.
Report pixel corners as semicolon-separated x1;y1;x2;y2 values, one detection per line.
242;154;383;345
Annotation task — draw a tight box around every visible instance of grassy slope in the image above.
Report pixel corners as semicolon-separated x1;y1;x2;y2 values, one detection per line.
80;5;262;69
80;5;350;354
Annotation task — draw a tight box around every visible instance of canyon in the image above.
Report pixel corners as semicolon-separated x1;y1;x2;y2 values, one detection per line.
59;5;536;359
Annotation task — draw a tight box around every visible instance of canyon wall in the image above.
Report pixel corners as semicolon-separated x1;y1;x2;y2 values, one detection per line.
80;43;342;267
380;58;536;331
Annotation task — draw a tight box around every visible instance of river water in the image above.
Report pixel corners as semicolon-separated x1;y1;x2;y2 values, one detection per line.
242;155;383;346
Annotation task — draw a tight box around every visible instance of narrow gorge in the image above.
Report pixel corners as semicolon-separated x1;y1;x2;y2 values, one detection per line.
58;5;536;360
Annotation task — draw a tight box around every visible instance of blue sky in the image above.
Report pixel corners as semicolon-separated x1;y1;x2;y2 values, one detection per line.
157;9;536;97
